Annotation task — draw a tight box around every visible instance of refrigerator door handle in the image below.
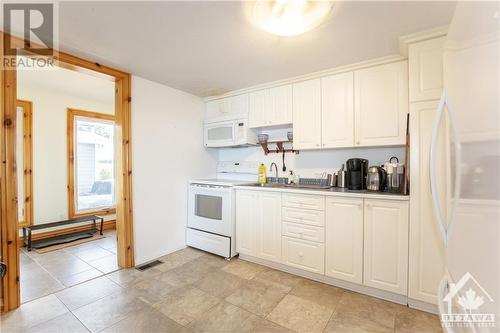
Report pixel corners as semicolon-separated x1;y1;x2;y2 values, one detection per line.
437;274;455;333
430;91;449;246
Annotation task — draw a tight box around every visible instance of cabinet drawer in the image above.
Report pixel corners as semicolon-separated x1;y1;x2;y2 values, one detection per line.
282;237;325;274
282;207;325;226
282;194;325;211
282;222;324;243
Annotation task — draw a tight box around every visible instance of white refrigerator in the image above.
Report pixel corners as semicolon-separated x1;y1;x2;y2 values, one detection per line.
433;2;499;332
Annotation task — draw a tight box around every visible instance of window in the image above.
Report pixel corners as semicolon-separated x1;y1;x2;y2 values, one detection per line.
68;108;115;217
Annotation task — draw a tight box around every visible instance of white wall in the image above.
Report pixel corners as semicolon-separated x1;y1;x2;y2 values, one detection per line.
131;76;217;265
17;83;114;224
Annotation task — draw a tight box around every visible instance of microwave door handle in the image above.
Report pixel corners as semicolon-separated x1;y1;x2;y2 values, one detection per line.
430;91;448;247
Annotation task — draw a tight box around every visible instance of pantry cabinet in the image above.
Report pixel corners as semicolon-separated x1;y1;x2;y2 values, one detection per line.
249;85;292;128
354;61;409;146
409;101;446;305
325;197;363;284
292;79;322;149
363;199;409;295
321;72;355;148
235;190;282;263
205;94;249;119
408;37;445;102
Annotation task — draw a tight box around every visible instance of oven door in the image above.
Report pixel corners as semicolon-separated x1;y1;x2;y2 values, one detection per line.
188;184;233;236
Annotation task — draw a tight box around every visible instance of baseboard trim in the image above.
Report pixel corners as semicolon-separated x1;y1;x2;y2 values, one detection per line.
18;220;116;247
239;254;408;306
408;298;438;314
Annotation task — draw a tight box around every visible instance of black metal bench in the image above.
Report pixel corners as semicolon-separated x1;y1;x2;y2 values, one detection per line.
23;215;104;251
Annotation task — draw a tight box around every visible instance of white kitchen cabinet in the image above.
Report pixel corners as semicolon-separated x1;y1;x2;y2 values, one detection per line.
256;192;282;262
205;94;249;119
282;193;325;211
282;236;325;274
249;85;292;128
409;101;446;305
325;197;363;284
235;190;281;263
354;61;409;146
321;72;355;148
363;199;409;295
235;190;258;256
292;79;322;149
408;37;445;102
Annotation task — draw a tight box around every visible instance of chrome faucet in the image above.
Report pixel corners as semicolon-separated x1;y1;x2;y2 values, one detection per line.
270;162;278;180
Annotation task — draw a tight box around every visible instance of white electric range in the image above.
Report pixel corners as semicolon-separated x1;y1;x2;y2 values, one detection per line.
187;161;258;258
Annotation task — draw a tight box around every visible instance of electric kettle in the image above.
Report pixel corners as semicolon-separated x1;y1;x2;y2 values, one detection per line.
366;166;387;191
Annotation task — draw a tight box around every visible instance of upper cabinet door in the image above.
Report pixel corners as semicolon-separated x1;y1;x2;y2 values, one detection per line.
293;79;322;149
249;90;270;128
205;94;249;119
408;37;445;102
228;94;249;115
354;61;409;146
321;72;354;148
270;84;293;126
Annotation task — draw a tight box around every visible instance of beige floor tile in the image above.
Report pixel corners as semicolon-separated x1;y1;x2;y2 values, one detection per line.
128;275;179;305
74;246;114;262
325;311;393;333
157;263;205;287
225;277;290;317
156;252;193;272
100;306;189;333
289;278;344;310
195;269;245;298
222;259;268;280
57;268;104;287
21;265;65;303
188;301;260;333
154;286;221;326
175;246;206;259
105;267;161;287
72;290;150;332
252;319;295;333
87;254;119;274
55;276;122;310
24;312;89;333
334;291;402;329
267;294;333;333
0;294;69;332
31;249;74;265
42;257;94;278
255;268;305;288
193;253;230;270
395;307;443;333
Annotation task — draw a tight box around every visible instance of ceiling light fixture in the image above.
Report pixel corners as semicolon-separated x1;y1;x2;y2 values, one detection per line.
247;0;334;37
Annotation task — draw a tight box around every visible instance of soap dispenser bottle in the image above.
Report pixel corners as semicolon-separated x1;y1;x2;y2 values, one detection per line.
258;163;267;186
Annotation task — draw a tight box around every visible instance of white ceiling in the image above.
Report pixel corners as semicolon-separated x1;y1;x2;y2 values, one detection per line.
56;1;457;97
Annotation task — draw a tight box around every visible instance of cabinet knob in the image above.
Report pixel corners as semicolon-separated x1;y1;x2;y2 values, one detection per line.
316;144;320;147
356;141;360;145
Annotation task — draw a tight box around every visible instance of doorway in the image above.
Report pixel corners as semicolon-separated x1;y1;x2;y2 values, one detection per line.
1;33;134;311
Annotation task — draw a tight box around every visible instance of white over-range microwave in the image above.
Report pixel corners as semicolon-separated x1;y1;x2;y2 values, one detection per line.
203;114;257;148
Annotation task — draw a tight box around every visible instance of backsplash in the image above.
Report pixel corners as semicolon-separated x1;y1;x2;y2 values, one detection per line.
217;145;405;179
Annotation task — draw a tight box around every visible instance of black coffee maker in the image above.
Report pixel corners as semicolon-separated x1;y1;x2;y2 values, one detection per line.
346;158;369;190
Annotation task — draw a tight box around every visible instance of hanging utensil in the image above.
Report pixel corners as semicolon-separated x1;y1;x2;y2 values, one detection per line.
282;150;286;172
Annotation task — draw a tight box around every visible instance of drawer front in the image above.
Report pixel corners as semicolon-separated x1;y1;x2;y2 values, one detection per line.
282;194;325;211
282;207;325;226
282;222;325;243
282;236;325;274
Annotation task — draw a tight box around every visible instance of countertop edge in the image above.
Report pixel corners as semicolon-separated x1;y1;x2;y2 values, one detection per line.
233;185;410;201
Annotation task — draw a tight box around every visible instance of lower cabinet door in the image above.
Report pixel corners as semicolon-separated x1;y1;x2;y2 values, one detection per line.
235;190;257;256
363;199;409;295
325;197;363;284
257;192;282;263
282;236;325;274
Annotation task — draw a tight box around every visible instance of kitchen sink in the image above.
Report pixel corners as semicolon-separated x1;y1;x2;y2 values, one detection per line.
248;183;332;190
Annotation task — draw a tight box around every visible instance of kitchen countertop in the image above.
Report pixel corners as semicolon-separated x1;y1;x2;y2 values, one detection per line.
234;184;410;201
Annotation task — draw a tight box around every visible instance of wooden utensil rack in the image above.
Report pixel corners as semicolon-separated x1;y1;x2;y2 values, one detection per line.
259;140;299;155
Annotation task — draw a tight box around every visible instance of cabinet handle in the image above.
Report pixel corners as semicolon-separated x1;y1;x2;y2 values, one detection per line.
366;203;371;209
316;144;320;147
356;141;360;145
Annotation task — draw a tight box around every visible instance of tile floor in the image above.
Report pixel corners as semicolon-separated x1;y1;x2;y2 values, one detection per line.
20;229;118;303
3;247;444;333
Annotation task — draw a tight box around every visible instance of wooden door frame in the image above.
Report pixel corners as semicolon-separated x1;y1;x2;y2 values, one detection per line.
15;99;33;228
1;33;134;311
